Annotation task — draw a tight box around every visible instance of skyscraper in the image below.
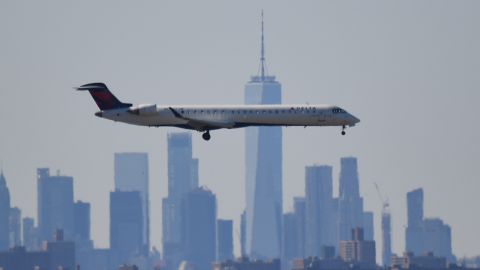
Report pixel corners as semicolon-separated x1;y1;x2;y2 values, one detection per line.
217;219;234;262
293;197;306;259
405;188;455;263
163;132;199;270
22;217;38;251
339;228;376;268
73;200;90;242
0;172;10;251
407;188;424;227
305;165;336;256
381;211;392;267
282;213;297;265
182;187;217;270
8;207;21;248
362;211;374;241
405;188;424;255
37;168;74;242
337;158;365;242
422;218;454;262
245;11;282;259
110;190;143;263
114;152;150;254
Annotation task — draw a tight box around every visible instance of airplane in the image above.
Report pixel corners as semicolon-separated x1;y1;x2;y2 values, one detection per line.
76;82;360;141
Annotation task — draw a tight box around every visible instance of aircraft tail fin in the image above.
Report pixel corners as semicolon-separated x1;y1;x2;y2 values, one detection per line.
76;82;132;110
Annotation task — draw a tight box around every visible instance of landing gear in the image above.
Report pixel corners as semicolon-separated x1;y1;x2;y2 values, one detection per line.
341;125;346;136
202;131;211;141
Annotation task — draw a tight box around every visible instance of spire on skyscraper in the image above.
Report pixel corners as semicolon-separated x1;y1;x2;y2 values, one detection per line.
259;10;268;81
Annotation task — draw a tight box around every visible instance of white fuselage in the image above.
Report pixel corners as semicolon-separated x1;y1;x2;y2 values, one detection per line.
97;103;360;131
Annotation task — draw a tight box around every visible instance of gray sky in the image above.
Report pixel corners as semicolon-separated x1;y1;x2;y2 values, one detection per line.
1;0;479;260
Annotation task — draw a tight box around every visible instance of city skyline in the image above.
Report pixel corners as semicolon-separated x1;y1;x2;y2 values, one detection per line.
0;153;465;262
1;0;480;261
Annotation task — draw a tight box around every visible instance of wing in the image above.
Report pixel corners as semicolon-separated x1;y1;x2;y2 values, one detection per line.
169;107;235;131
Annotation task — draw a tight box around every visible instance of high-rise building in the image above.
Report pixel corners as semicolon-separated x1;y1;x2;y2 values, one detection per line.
37;168;74;242
405;188;424;255
0;172;10;251
22;217;38;251
362;211;374;241
0;246;50;270
163;132;199;270
45;229;76;270
305;165;337;256
282;212;297;265
182;187;216;270
381;211;392;267
240;210;246;257
217;219;234;261
74;200;94;269
110;191;143;264
73;200;90;242
407;188;423;228
405;188;455;263
244;12;282;259
338;158;365;242
339;228;376;268
8;207;21;248
114;152;150;254
293;197;306;259
423;218;454;263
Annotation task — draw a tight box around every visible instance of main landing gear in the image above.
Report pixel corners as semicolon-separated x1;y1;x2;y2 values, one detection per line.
202;131;211;141
341;125;346;136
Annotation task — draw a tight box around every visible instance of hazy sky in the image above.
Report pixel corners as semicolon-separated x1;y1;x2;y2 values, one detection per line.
1;0;479;260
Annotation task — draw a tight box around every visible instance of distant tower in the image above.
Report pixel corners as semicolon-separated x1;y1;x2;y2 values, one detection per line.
293;197;306;258
73;200;91;242
182;187;217;270
110;191;143;264
337;158;364;242
9;207;21;248
217;219;234;261
382;210;392;267
163;132;199;270
374;183;392;267
244;10;283;259
281;197;306;268
0;171;11;251
22;217;39;251
37;168;74;242
114;152;150;254
305;165;337;256
405;188;455;263
405;188;424;254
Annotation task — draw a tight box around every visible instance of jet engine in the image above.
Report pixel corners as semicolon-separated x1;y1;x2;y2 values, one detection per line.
128;104;157;115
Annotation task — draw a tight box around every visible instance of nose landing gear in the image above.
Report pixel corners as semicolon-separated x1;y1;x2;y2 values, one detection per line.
202;131;211;141
341;125;346;136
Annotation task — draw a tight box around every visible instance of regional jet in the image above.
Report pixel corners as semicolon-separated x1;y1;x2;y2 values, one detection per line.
77;83;360;141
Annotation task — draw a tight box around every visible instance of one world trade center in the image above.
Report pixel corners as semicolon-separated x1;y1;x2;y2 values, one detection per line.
244;11;282;259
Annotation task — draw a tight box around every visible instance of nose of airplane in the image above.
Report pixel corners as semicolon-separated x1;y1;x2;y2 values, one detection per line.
95;111;103;117
349;113;360;125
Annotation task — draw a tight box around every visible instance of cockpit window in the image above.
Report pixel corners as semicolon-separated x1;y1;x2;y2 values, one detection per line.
332;108;346;113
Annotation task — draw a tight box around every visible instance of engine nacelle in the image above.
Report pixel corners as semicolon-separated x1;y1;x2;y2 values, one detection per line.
128;104;157;116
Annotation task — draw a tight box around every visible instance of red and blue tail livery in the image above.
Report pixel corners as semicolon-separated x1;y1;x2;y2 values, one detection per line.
76;83;132;110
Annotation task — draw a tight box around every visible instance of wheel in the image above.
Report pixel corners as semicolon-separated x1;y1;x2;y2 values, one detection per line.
341;130;346;136
202;132;211;141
